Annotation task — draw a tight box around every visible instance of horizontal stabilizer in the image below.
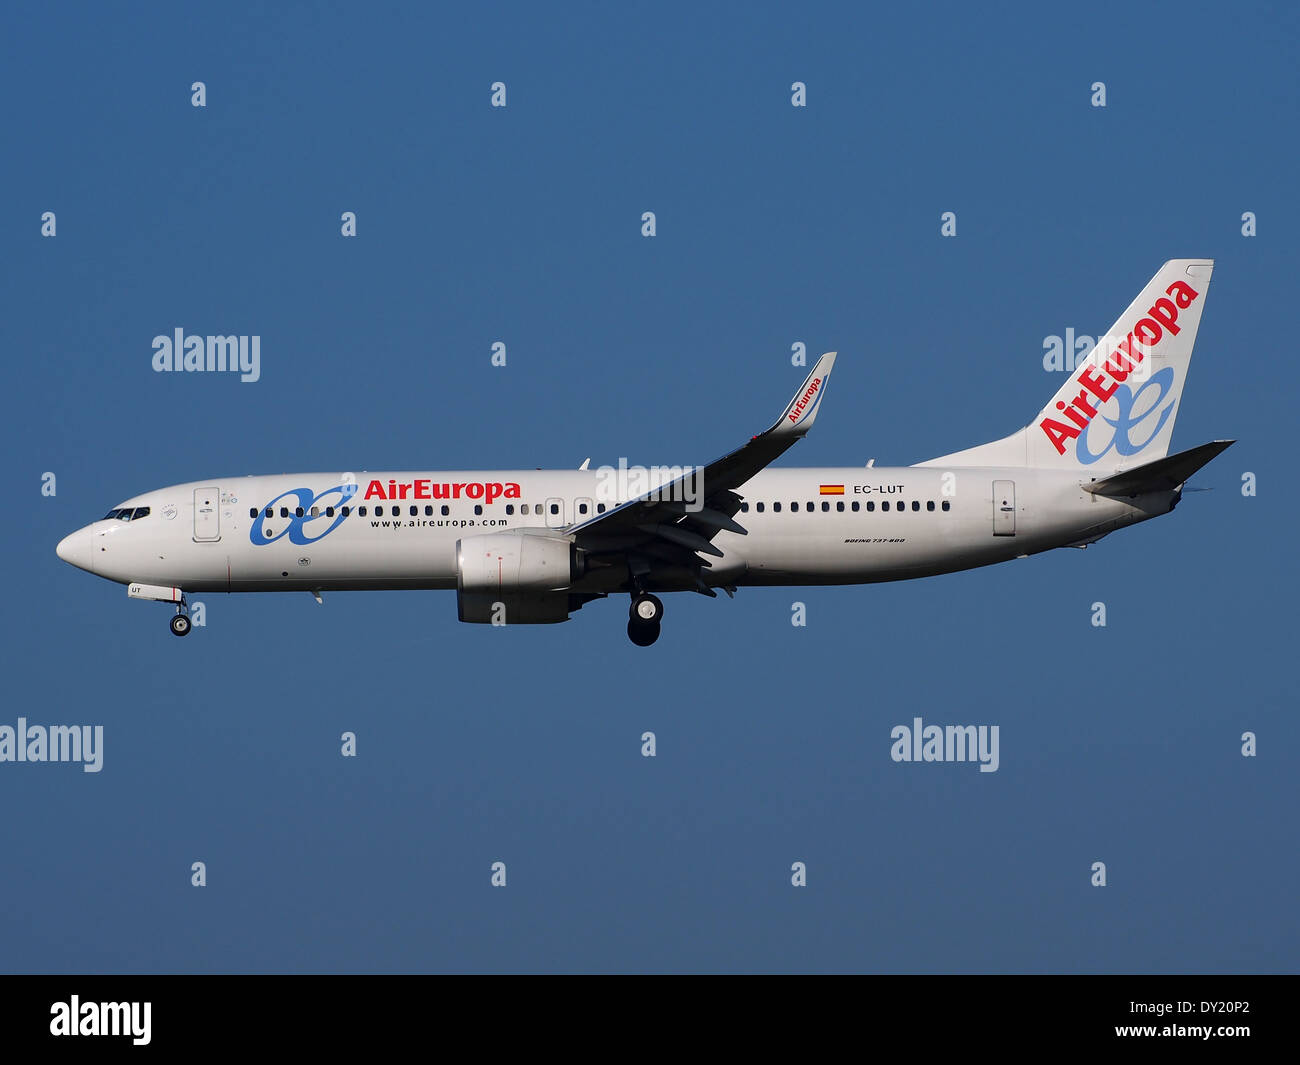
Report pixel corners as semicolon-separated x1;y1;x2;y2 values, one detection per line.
1082;440;1234;497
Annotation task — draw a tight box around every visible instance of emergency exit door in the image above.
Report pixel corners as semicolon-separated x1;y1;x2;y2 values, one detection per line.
193;487;221;542
992;480;1016;536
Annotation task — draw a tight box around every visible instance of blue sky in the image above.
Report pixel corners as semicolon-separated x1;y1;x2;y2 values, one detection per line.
2;1;1295;972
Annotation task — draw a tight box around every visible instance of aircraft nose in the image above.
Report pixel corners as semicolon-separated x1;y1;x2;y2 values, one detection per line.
56;527;93;573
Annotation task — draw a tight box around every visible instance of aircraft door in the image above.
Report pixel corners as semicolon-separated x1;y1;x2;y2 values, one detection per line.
992;480;1015;536
193;487;221;542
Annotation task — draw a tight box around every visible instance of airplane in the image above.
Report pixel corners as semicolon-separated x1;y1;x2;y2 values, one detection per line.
56;259;1232;646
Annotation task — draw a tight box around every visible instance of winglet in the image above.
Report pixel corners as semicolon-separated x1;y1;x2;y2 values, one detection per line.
769;352;837;438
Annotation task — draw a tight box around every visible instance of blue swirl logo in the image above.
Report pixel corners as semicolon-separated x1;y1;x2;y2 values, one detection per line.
250;484;358;545
1077;367;1175;465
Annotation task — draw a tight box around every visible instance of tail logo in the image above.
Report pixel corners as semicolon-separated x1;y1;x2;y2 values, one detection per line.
1076;367;1175;465
1039;279;1199;457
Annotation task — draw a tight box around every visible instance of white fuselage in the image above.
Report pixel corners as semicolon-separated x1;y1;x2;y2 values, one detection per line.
56;466;1173;596
53;261;1222;644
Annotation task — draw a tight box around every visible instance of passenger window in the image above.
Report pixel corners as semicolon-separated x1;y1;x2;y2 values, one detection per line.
520;504;529;515
505;505;514;515
295;507;305;518
927;501;935;511
407;505;415;516
912;501;920;512
311;506;320;518
441;506;450;516
578;503;588;515
265;508;274;518
774;502;782;512
836;501;844;512
867;501;876;512
807;502;815;512
740;502;750;513
359;506;367;516
597;503;607;513
756;502;765;513
326;506;335;517
790;502;798;512
851;501;859;512
882;501;890;512
249;508;258;518
280;507;290;518
342;506;350;516
550;503;559;515
821;502;830;512
474;505;483;515
942;501;951;511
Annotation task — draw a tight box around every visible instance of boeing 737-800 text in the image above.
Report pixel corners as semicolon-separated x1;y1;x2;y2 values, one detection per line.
56;260;1232;646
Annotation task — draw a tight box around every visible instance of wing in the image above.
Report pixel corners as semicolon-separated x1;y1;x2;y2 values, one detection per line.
568;352;837;593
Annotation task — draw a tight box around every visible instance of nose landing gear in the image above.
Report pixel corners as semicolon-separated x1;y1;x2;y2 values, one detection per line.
627;593;663;646
169;597;192;637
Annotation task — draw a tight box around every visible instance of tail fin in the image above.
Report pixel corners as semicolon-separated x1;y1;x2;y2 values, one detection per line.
918;259;1214;471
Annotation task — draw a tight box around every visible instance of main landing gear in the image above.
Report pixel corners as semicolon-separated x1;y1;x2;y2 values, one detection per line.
627;593;663;647
169;596;192;637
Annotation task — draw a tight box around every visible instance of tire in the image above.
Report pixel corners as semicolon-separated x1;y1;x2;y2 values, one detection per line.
170;613;192;637
630;593;664;624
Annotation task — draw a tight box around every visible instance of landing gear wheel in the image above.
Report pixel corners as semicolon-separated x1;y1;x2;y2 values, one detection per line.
630;593;663;624
627;619;661;646
169;613;192;637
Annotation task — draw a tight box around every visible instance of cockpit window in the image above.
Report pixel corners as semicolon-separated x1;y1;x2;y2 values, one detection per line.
102;508;132;521
131;507;150;520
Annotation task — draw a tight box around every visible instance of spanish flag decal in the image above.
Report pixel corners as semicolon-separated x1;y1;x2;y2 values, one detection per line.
819;484;845;495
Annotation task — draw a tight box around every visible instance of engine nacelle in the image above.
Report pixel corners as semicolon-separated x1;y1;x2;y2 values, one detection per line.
456;532;582;624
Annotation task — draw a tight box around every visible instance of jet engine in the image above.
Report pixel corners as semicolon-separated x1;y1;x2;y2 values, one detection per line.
456;531;584;624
